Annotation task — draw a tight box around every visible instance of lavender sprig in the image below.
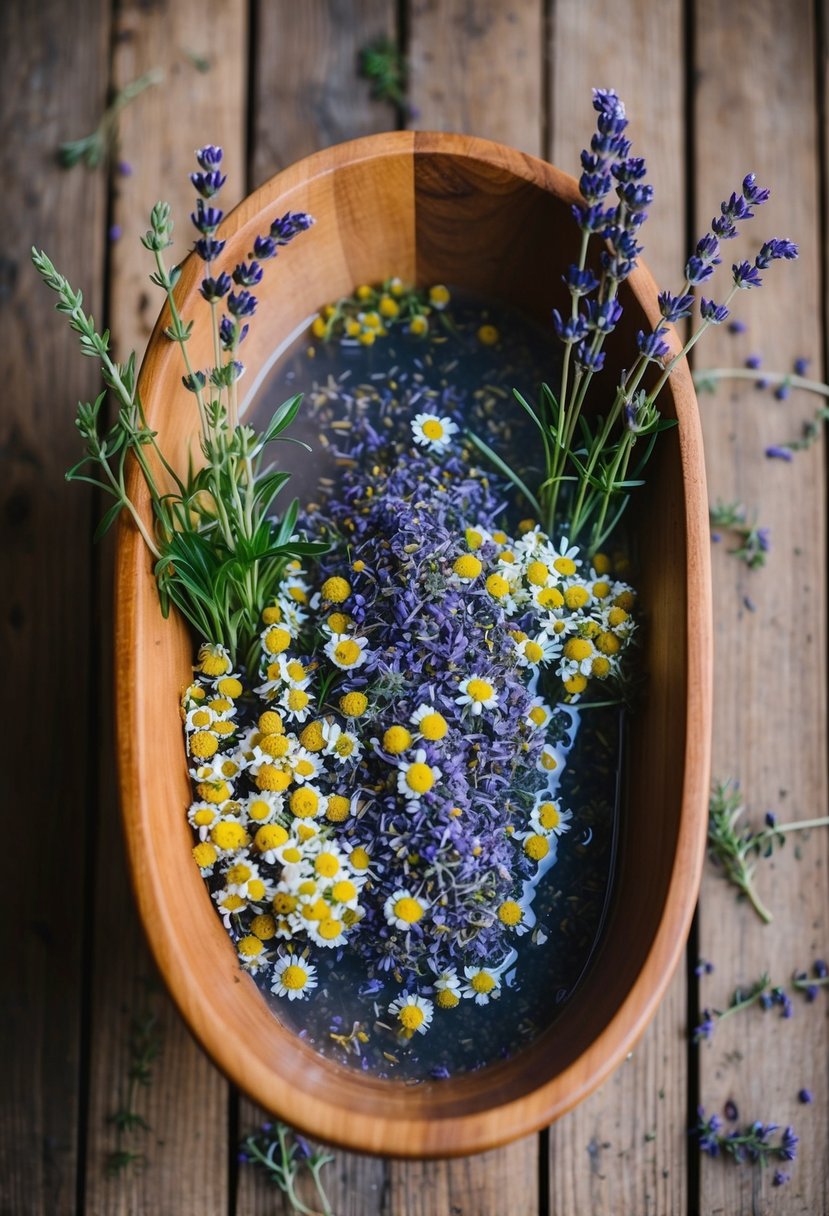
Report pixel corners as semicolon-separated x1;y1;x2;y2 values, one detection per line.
707;781;829;922
694;365;829;455
240;1121;334;1215
709;501;770;570
694;1108;798;1172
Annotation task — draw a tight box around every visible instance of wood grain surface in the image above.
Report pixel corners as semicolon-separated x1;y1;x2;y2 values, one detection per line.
2;0;826;1212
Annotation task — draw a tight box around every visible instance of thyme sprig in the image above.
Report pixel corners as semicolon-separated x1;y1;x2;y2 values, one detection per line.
105;991;163;1177
358;37;408;114
707;780;829;922
709;501;769;569
58;68;164;169
240;1121;335;1216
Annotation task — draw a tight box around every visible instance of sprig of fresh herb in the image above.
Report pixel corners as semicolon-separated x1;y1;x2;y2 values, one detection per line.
709;501;770;569
58;69;163;169
707;781;829;922
694;1108;798;1173
695;366;829;455
105;988;163;1177
240;1120;335;1215
693;963;829;1041
358;37;408;113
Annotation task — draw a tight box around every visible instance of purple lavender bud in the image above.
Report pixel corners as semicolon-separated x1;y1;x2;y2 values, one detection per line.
686;255;716;285
182;370;206;393
700;297;730;324
637;327;671;362
580;170;613;202
592;88;628;135
765;810;778;826
618;181;654;211
693;1009;716;1041
237;1151;249;1163
552;309;588;344
295;1134;312;1159
563;264;599;295
117;159;133;177
798;1089;813;1103
711;532;722;543
755;238;799;268
774;381;791;401
794;356;810;376
757;527;771;553
199;272;232;302
232;261;264;287
572;202;614;234
261;1121;273;1132
696;232;721;262
805;984;819;1002
724;1099;739;1122
728;319;747;334
252;235;277;260
196;145;223;170
745;353;762;369
814;959;828;978
190;169;227;198
712;214;738;240
585;296;623;333
773;1171;790;1187
722;191;755;222
573;341;606;372
765;445;793;461
742;173;770;205
733;261;763;289
658;290;694;323
270;210;314;244
194;236;226;261
227;289;258;318
580;150;607;173
191;200;223;234
108;224;122;242
760;992;774;1010
780;1127;799;1160
612;156;647;182
220;316;249;349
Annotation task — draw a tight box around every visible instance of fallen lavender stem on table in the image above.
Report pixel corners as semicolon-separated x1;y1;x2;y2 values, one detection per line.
693;961;829;1041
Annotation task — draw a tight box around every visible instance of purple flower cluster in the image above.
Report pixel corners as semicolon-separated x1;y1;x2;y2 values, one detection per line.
694;1107;798;1173
189;145;314;357
306;423;555;979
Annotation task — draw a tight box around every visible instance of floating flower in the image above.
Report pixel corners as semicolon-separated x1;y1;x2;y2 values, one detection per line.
531;799;573;837
271;953;318;1000
396;750;442;801
388;992;434;1035
411;412;459;452
461;966;502;1005
432;968;462;1008
383;889;427;929
324;632;370;671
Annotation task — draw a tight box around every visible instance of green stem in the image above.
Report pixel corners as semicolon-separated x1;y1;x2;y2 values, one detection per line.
694;367;829;398
558;228;591;419
590;430;634;552
153;248;209;441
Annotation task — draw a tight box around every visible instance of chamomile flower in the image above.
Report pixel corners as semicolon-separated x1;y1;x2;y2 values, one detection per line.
312;844;345;881
288;746;322;785
273;653;312;688
208;817;250;856
185;704;217;731
187;800;221;840
322;721;363;764
236;934;270;972
530;799;573;837
325;632;370;671
279;685;314;723
192;840;219;875
431;967;462;1009
550;537;583;577
461;965;502;1005
396;750;442;801
222;855;261;898
197;642;232;678
308;917;348;948
559;635;595;678
384;889;427;929
525;696;554;732
252;822;290;863
388;992;434;1035
274;597;309;636
514;633;560;668
497;899;530;935
271;952;318;1000
455;675;499;715
409;703;449;742
327;875;363;908
411;412;459;453
213;887;247;926
289;784;328;821
537;743;563;777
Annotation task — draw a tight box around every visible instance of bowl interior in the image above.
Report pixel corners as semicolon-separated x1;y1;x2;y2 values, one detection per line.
119;130;710;1157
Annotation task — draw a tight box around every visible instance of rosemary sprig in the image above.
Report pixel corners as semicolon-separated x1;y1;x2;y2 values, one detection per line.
105;991;163;1177
707;780;829;922
358;37;408;113
58;68;163;169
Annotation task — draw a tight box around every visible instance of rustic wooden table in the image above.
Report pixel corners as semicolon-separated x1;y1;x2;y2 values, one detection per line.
3;1;827;1213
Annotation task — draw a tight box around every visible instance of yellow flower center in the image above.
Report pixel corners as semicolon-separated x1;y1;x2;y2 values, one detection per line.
238;935;263;958
264;626;291;655
399;1005;425;1030
318;918;344;940
290;788;320;818
538;803;560;830
466;678;494;703
262;604;282;625
334;640;362;667
379;295;399;318
216;677;242;698
349;847;370;870
296;823;317;842
339;691;368;718
325;794;351;822
331;879;357;903
220;893;245;913
321;576;351;603
273;892;298;914
281;846;302;864
250;914;276;940
281;965;308;990
394;896;424;924
592;656;611;678
405;763;435;794
294;758;315;777
256;765;291;793
540;751;558;772
189;731;218;758
453;554;482;579
210;822;249;851
247;879;265;901
429;284;450;308
419;712;448;741
193;808;216;827
614;590;635;611
315;853;340;878
327;611;351;633
554;557;577;576
477;324;499;346
524;834;550;861
299;721;325;751
564;585;590;610
486;573;510;598
192;842;217;868
190;709;211;728
260;734;290;758
564;674;588;695
471;971;496;994
564;637;593;662
607;606;629;628
523;641;544;664
213;721;235;737
334;735;355;757
436;989;460;1009
498;900;523;925
526;561;549;587
287;689;310;711
597;631;621;655
225;863;252;885
593;580;611;599
199;648;230;677
285;660;306;682
258;710;283;735
592;552;611;574
528;706;548;727
383;725;412;754
288;586;308;604
198;780;231;804
254;824;289;851
465;528;483;550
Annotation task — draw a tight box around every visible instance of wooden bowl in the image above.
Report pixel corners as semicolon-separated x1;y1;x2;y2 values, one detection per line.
117;131;712;1157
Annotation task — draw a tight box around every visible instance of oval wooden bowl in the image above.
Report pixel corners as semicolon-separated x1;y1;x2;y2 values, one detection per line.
116;131;712;1158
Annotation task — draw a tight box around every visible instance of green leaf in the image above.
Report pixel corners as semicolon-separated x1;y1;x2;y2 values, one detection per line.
93;500;125;542
260;393;303;445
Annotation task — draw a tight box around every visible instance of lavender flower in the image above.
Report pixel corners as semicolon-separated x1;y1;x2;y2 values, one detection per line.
574;342;606;372
191;199;224;234
637;327;670;362
742;172;770;205
563;264;599;295
700;297;729;324
794;356;810;376
798;1089;813;1104
728;318;747;334
190;168;227;198
765;445;792;461
195;144;223;170
199;272;231;302
232;261;264;287
658;290;694;323
732;261;763;289
227;289;258;318
194;236;226;262
755;238;799;268
552;310;588;344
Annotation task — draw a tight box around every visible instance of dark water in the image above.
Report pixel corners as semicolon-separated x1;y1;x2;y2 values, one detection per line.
237;293;623;1080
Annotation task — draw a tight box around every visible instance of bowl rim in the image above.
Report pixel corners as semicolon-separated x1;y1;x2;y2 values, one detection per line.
116;129;712;1157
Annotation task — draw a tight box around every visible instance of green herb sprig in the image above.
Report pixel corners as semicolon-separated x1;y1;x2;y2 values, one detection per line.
707;780;829;923
241;1121;335;1216
358;37;408;114
58;69;163;169
709;501;770;570
105;991;163;1177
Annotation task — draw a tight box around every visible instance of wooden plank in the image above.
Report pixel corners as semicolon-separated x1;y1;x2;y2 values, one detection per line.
81;3;247;1213
694;1;829;1212
0;2;110;1213
250;0;397;189
407;0;544;156
546;3;688;1213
